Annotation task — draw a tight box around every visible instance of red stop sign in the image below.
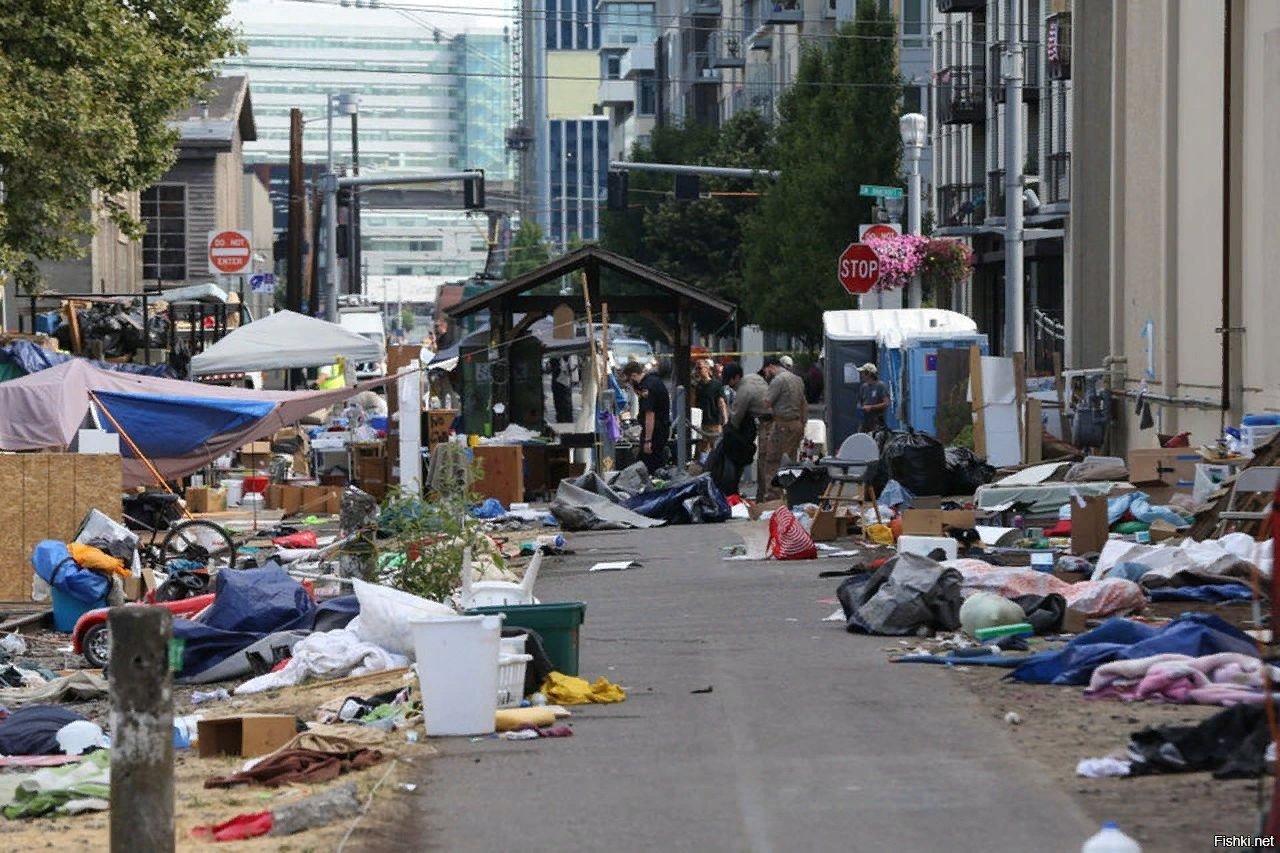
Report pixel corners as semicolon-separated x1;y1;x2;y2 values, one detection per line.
837;243;881;295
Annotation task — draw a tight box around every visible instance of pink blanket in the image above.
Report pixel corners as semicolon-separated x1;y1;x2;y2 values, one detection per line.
1084;652;1279;706
948;559;1147;617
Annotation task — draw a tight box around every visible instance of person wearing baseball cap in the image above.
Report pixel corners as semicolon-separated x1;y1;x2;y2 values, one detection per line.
759;355;808;501
857;362;890;432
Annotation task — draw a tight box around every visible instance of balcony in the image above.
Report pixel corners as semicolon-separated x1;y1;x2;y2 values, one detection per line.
990;43;1041;104
1047;12;1072;80
937;65;985;125
685;0;722;15
621;44;656;78
1046;151;1071;204
685;52;722;86
748;24;773;51
987;169;1005;218
709;31;746;68
598;78;636;107
763;1;803;25
937;183;985;229
936;0;984;13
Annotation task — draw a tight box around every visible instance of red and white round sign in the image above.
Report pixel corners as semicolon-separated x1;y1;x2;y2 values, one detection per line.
207;230;252;275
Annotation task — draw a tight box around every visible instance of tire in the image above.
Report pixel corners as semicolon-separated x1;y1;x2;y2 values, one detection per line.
161;519;237;571
82;623;111;670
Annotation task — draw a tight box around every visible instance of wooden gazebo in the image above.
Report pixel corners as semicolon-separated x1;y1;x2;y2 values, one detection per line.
446;245;735;431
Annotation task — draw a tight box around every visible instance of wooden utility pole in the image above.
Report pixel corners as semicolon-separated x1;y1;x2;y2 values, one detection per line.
287;108;305;315
109;607;174;853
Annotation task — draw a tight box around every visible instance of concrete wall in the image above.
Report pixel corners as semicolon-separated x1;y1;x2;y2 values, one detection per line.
242;172;276;318
547;52;601;117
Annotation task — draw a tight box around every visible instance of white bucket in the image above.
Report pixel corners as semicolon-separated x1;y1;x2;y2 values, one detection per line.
412;614;503;736
224;478;244;507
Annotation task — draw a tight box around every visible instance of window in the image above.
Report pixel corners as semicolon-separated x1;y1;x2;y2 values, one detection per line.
902;0;924;48
470;236;489;252
141;185;187;281
904;85;924;115
638;77;657;115
604;53;622;80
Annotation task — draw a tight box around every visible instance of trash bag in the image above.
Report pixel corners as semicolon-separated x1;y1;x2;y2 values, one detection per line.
767;507;817;560
943;446;996;495
836;552;964;635
704;439;739;498
880;429;947;496
31;541;109;604
622;473;730;525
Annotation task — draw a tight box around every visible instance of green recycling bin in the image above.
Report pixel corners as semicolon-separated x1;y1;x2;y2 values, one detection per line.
466;601;586;676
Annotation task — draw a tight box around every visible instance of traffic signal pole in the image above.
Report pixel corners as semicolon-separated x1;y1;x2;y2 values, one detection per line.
607;161;781;180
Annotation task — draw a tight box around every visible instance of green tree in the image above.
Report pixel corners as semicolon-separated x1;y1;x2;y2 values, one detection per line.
504;221;552;280
742;0;901;346
0;0;240;290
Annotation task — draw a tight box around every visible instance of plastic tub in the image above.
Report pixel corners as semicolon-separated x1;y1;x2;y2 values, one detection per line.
497;653;533;709
467;602;586;676
242;476;269;494
224;478;244;507
51;588;107;633
411;614;503;736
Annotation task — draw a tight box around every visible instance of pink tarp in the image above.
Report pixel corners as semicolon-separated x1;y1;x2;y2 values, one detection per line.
0;359;388;488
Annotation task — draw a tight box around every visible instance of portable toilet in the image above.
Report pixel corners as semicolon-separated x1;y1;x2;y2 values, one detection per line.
823;309;988;451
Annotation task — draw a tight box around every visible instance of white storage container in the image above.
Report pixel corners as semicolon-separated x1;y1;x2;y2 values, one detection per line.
411;614;503;736
497;653;533;709
897;534;958;562
1242;424;1280;451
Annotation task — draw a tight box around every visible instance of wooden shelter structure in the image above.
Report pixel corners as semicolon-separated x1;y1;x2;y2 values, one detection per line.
446;245;735;431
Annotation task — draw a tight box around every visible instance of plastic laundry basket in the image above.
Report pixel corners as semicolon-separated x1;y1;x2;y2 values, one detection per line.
497;653;533;709
412;614;503;736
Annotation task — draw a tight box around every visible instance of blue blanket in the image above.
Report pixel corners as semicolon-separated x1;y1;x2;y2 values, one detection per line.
1148;583;1253;603
1008;613;1257;685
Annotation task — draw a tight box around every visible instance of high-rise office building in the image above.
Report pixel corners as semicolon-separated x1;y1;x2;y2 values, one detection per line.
222;0;514;281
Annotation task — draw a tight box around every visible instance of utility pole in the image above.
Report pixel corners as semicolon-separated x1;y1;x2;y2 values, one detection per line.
1003;0;1026;356
349;110;361;297
287;108;305;314
324;92;339;321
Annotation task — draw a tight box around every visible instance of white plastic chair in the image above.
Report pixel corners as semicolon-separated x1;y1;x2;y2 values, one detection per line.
459;547;541;609
1214;466;1280;536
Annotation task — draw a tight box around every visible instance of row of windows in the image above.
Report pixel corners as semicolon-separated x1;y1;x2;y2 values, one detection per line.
141;185;187;281
246;36;455;52
247;82;461;98
548;119;609;245
546;0;600;50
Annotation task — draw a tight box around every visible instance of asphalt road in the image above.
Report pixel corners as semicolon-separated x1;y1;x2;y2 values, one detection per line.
385;523;1097;853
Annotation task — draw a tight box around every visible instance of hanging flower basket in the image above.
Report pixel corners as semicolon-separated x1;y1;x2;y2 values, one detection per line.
861;234;974;292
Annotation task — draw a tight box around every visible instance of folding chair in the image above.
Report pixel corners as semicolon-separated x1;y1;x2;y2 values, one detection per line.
817;433;882;528
1213;466;1280;537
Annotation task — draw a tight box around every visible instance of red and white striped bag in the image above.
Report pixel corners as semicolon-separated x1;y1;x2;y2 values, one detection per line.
767;507;817;561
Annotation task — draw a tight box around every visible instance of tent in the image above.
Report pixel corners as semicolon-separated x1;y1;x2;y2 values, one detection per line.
189;310;381;375
0;359;384;488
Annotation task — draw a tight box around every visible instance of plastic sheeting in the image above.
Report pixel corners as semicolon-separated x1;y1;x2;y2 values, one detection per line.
172;565;316;682
836;552;964;636
947;558;1147;618
93;390;275;457
0;340;173;379
549;480;665;532
1009;613;1257;685
30;541;108;605
621;473;730;525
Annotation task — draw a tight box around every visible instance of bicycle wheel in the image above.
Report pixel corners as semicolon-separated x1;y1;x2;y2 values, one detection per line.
161;520;238;571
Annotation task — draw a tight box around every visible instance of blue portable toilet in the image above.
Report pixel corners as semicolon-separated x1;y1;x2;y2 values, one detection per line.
823;309;988;452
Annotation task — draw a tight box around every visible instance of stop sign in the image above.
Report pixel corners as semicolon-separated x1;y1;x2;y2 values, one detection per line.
837;243;881;295
207;230;253;275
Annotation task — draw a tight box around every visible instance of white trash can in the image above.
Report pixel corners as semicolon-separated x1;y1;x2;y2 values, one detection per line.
224;478;244;507
412;614;503;736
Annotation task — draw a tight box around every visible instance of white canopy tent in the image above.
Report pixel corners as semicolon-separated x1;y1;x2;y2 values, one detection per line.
189;310;382;375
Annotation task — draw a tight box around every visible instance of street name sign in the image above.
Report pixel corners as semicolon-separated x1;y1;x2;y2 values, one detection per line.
858;184;904;199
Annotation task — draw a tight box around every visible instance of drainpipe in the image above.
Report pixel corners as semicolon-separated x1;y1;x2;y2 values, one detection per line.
1219;0;1231;414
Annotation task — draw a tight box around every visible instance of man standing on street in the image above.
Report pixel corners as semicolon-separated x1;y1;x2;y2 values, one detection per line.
721;362;768;497
857;362;891;433
696;358;728;455
622;361;670;474
760;356;807;501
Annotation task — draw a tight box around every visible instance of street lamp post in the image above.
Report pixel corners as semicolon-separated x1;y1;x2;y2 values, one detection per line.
324;92;360;322
900;112;927;309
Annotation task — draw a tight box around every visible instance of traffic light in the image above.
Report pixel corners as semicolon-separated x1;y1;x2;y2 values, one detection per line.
463;169;485;210
673;174;700;201
606;170;629;211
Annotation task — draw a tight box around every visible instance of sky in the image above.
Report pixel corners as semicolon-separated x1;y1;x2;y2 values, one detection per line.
225;0;514;38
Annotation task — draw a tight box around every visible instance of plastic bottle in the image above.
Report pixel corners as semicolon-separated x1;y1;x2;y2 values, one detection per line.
1082;822;1141;853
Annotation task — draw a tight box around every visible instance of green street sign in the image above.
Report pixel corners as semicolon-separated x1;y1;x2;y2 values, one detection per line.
859;184;904;199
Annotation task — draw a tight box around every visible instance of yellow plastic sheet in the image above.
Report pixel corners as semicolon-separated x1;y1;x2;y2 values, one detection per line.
865;524;895;546
67;543;129;579
540;672;627;705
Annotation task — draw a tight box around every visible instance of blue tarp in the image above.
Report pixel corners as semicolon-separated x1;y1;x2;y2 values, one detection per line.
470;498;507;519
31;541;109;604
172;565;315;681
1008;613;1257;685
1056;491;1190;529
1148;584;1254;603
0;340;173;379
93;390;275;457
622;473;731;524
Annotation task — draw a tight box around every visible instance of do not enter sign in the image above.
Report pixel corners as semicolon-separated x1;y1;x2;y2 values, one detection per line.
837;243;881;295
208;230;253;275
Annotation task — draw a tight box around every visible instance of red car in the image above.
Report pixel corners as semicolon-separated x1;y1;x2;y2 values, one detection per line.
72;594;215;669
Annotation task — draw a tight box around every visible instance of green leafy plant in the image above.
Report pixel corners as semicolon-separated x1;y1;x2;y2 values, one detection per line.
377;454;492;603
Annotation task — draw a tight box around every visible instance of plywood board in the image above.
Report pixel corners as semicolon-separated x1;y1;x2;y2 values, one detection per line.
19;455;51;600
73;454;123;526
0;458;25;602
46;455;79;544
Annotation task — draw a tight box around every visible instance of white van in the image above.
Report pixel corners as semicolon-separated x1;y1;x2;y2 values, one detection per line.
339;308;388;379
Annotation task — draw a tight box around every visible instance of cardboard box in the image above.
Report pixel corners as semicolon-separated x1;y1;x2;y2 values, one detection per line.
123;575;144;601
900;509;976;536
1127;448;1199;489
197;714;297;758
239;441;273;471
185;486;226;514
810;508;849;542
1071;495;1110;555
357;456;388;500
471;446;524;506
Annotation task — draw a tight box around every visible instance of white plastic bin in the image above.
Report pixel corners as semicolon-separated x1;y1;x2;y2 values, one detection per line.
897;535;958;562
412;614;503;736
497;653;533;709
224;478;244;507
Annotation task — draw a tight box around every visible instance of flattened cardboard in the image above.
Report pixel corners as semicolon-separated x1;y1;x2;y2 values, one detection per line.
1071;495;1110;555
900;509;976;536
197;714;297;758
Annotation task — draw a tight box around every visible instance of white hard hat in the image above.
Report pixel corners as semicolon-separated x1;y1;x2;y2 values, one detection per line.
779;355;794;369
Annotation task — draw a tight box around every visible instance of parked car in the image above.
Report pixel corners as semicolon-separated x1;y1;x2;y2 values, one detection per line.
609;338;657;373
338;308;388;379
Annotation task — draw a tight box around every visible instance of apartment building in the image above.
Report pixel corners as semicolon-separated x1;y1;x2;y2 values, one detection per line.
931;0;1072;369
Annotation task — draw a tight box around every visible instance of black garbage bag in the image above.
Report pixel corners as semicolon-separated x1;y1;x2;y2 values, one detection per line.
704;439;739;498
880;429;947;496
621;472;730;524
836;552;963;636
1128;704;1271;779
943;446;996;495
